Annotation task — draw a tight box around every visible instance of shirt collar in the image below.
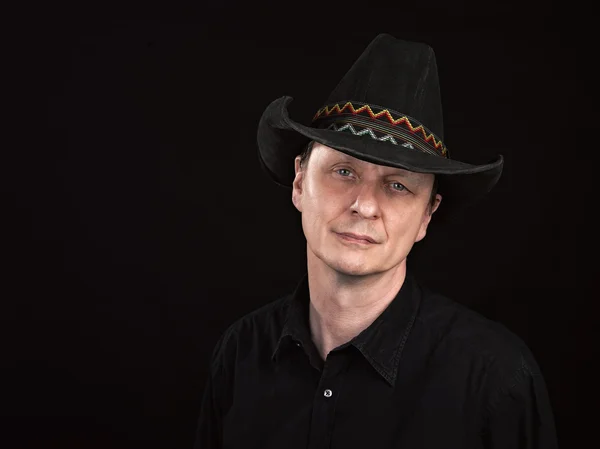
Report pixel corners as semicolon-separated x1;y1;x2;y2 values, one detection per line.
271;270;422;387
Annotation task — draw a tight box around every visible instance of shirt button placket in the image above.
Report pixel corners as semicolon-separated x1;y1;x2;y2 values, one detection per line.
307;356;346;449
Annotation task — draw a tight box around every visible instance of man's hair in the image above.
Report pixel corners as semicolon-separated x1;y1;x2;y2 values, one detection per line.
298;141;439;213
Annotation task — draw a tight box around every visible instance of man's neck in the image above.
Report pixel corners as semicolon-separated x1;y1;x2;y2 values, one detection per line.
306;252;407;361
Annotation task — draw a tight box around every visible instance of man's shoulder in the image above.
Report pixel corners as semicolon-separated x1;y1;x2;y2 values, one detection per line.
228;292;291;338
416;283;542;380
207;290;292;366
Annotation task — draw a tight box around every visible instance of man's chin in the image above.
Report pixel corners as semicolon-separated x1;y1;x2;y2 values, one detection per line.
308;244;379;276
325;258;376;277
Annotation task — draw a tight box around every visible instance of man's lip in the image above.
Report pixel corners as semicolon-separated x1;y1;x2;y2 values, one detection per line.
337;232;377;244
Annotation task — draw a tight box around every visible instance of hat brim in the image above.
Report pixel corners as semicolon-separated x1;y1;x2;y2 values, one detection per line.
257;96;504;222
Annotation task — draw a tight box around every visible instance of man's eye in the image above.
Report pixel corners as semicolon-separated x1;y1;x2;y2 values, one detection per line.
336;168;352;176
336;170;407;192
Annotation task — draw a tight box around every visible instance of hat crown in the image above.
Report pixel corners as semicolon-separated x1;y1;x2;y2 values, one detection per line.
323;34;444;140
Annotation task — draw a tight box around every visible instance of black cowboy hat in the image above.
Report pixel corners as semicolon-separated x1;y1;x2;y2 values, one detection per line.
256;34;503;221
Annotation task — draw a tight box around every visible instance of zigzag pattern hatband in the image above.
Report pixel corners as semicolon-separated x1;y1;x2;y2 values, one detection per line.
312;101;449;158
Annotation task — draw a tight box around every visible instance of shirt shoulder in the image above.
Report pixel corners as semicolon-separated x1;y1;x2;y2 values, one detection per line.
207;291;291;372
415;283;543;390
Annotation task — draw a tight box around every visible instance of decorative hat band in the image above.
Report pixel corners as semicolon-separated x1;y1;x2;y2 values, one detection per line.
311;101;449;158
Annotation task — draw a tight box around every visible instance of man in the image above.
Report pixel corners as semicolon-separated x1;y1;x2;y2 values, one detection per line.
194;34;558;448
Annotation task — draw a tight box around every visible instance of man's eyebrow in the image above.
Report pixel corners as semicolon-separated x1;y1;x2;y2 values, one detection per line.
332;155;423;180
383;170;413;178
344;157;420;180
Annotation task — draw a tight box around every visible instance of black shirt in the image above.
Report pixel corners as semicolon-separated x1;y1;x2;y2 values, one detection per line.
194;272;558;448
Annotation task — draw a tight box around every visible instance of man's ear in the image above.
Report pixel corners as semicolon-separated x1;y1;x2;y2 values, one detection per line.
291;156;304;212
415;193;442;242
430;193;442;216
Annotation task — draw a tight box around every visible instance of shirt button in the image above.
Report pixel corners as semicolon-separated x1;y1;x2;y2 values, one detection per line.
324;389;333;398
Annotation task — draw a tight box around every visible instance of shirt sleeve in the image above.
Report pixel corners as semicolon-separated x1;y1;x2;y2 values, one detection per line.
193;332;228;449
482;354;559;449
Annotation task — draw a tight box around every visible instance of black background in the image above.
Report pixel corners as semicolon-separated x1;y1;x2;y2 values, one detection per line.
4;1;595;448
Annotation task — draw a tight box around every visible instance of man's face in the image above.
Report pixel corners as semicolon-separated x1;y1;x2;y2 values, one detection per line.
292;143;441;277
